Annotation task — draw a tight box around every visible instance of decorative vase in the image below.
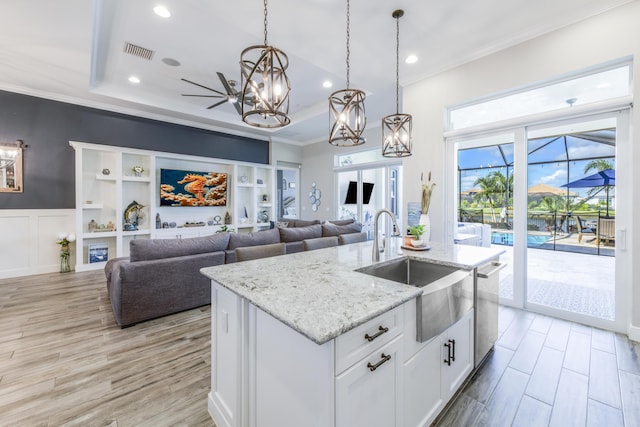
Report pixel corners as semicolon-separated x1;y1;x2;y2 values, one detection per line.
60;243;71;273
419;213;431;242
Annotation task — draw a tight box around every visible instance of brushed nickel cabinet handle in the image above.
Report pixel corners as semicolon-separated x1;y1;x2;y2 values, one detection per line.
364;326;389;342
367;353;391;372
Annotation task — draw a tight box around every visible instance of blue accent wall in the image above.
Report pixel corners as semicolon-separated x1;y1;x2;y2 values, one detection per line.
0;90;268;209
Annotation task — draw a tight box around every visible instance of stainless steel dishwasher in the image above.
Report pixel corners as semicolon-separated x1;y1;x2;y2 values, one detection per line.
474;259;505;367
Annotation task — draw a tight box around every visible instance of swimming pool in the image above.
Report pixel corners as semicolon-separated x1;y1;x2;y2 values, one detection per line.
491;232;551;247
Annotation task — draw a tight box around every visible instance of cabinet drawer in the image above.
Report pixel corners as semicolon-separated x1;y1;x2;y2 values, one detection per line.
335;303;405;374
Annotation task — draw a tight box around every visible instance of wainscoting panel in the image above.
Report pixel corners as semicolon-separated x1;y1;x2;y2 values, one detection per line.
0;209;75;279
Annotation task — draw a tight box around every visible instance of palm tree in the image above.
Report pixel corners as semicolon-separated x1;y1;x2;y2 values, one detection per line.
583;158;614;215
473;173;500;222
584;159;614;174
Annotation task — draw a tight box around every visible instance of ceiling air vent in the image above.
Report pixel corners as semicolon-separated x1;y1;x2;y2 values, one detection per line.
123;42;154;60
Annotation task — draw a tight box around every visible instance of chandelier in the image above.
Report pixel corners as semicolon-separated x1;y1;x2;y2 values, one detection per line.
240;0;291;128
329;0;366;147
382;9;412;157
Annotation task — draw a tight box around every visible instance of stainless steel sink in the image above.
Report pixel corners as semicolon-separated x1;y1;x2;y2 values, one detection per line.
356;258;459;287
357;258;473;342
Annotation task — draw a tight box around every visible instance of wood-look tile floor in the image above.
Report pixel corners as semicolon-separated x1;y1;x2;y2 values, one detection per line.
0;271;214;426
436;306;640;427
2;272;639;426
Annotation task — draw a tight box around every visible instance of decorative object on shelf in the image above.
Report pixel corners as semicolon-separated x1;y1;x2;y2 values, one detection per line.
240;174;248;183
262;194;268;202
207;220;214;226
101;168;110;175
224;211;231;224
132;165;144;177
258;210;269;223
329;0;366;147
216;225;236;233
309;181;322;212
162;222;169;229
420;171;436;242
88;243;108;264
123;200;145;231
56;232;76;273
169;222;177;228
184;221;206;227
160;169;228;206
240;206;249;224
213;215;222;225
156;213;161;229
240;0;291;128
106;220;115;230
257;178;264;185
382;9;412;158
88;219;97;232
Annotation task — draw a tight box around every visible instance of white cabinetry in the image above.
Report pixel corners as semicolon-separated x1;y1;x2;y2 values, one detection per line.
71;142;154;272
402;307;474;427
209;280;475;427
234;164;275;230
71;141;275;272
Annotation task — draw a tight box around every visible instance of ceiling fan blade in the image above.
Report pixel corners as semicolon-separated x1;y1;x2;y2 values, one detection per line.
180;78;225;96
217;72;238;96
232;99;242;115
207;99;230;110
181;94;225;98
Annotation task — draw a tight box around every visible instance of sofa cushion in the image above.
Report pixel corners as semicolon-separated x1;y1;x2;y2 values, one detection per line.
286;219;321;228
322;222;363;237
227;228;280;250
327;218;355;226
129;233;230;262
278;224;322;243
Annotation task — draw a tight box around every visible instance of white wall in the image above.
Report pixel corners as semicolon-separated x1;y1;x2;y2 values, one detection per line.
0;209;75;278
301;126;382;221
300;1;640;334
401;1;640;334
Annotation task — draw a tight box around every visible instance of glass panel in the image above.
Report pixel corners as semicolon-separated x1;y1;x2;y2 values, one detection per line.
277;168;298;219
456;134;515;304
336;149;385;167
337;170;359;221
526;118;615;321
0;142;23;192
450;65;630;130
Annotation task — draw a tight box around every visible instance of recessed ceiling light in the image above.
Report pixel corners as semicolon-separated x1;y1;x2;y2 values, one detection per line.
153;5;171;18
405;55;418;64
161;57;181;67
128;76;141;84
323;80;333;88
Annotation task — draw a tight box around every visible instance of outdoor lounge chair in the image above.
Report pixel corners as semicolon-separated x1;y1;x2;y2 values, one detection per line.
597;218;615;245
576;216;596;243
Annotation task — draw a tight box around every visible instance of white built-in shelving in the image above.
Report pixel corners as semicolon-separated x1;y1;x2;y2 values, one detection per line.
70;141;275;272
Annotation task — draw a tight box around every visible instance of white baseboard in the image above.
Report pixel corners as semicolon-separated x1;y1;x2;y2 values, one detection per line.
628;325;640;343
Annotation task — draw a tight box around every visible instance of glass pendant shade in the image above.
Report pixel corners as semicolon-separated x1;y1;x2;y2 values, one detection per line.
240;0;291;128
329;0;366;147
329;88;367;146
382;113;412;157
240;45;291;128
382;9;412;157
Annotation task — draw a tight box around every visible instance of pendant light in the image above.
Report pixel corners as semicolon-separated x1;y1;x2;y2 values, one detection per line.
329;0;366;147
382;9;412;157
240;0;291;128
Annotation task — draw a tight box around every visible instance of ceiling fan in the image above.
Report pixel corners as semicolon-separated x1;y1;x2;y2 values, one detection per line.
181;72;246;114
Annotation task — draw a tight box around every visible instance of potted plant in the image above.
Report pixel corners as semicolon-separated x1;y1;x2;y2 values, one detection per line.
406;224;425;246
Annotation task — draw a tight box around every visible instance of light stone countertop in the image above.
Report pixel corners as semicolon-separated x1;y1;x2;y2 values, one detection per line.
200;239;505;345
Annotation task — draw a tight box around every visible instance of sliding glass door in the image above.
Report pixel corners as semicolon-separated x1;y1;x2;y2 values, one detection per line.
451;111;628;331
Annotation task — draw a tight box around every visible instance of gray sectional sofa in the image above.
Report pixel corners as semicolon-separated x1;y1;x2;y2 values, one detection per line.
104;220;366;327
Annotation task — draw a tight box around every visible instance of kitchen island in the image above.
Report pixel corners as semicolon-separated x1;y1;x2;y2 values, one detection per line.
201;239;504;427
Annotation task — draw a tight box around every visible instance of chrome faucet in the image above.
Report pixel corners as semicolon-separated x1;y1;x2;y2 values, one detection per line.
372;208;401;262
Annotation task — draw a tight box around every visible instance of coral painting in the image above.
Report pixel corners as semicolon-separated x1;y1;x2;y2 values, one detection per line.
160;169;227;206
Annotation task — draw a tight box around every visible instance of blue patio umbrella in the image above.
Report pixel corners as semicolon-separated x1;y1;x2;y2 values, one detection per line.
561;169;615;216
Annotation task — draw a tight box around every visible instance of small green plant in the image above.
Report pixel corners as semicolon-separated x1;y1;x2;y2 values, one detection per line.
216;225;235;233
407;224;425;240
